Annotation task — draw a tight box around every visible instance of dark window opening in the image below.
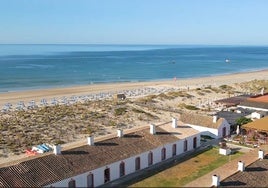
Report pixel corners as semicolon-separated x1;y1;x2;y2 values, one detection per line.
104;168;110;183
87;173;94;188
135;157;141;171
184;140;188;152
119;162;125;177
68;179;76;188
148;152;153;166
172;144;177;156
161;148;166;161
193;137;197;149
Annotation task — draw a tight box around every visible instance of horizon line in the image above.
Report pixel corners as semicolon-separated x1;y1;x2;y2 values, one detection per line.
1;43;268;47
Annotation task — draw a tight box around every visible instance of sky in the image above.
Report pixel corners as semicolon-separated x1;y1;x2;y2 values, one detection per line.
0;0;268;45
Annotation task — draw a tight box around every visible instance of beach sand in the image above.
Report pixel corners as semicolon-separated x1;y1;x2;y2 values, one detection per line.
1;70;268;108
0;70;268;166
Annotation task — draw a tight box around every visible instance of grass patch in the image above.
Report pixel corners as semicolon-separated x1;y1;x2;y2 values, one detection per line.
178;103;199;110
130;147;244;187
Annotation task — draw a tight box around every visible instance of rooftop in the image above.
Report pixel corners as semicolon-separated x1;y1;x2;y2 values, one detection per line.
214;95;252;107
248;93;268;103
238;93;268;110
0;123;198;187
239;100;268;110
217;108;253;126
221;156;268;187
242;116;268;132
180;113;224;129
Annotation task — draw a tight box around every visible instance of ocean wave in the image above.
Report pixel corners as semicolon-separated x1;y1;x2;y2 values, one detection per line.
13;64;55;69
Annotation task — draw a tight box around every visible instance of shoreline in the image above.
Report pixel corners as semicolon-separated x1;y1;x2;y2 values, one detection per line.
2;68;268;94
1;69;268;108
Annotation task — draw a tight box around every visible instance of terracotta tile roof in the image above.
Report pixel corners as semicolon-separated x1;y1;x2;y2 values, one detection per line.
248;93;268;103
0;126;182;187
180;113;224;129
243;116;268;132
221;157;268;187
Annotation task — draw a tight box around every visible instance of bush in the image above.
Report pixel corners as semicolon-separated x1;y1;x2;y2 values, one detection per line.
108;120;116;127
178;103;199;110
236;117;252;126
219;84;233;90
114;107;127;116
185;105;199;110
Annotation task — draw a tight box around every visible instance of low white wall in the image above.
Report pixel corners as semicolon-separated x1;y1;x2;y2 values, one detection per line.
238;105;268;112
219;148;231;155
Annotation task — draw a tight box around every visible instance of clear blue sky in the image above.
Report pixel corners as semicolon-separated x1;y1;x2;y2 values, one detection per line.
1;0;268;45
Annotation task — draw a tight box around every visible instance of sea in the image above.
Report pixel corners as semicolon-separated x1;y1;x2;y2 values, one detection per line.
0;44;268;92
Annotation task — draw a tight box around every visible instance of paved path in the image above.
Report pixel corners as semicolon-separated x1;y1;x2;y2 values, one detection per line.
184;146;262;187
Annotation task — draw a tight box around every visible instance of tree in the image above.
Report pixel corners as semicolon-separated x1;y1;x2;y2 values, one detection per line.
235;117;252;126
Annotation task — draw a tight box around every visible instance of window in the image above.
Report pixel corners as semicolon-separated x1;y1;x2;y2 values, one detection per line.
193;137;197;149
161;147;166;161
87;173;94;188
104;168;110;183
184;140;188;152
135;157;141;171
68;179;76;188
148;152;153;166
172;144;177;156
119;162;125;177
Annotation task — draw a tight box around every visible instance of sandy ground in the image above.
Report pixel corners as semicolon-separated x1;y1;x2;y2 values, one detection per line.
1;70;268;108
0;70;268;166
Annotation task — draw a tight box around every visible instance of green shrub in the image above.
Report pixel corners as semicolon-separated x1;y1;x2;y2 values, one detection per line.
184;105;199;110
114;107;127;116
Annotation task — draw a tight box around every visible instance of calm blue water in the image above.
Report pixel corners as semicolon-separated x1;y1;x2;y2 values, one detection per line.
0;44;268;92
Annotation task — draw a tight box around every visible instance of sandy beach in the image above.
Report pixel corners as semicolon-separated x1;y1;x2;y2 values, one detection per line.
0;70;268;166
1;70;268;108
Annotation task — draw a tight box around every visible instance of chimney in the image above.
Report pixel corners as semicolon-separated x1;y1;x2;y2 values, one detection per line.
53;145;61;155
258;149;264;159
117;129;123;137
213;115;218;123
150;124;156;135
87;136;94;146
172;118;177;128
212;174;220;187
238;161;245;171
261;87;264;95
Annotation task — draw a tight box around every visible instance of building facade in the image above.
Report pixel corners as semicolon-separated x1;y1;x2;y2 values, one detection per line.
0;120;201;187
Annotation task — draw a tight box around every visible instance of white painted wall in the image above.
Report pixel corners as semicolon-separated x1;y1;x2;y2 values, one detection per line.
217;119;231;138
46;133;201;188
251;112;264;119
238;105;268;112
185;119;230;139
186;124;219;138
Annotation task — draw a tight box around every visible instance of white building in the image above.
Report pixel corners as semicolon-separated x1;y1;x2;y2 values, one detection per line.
0;120;201;187
180;113;231;139
251;111;267;119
